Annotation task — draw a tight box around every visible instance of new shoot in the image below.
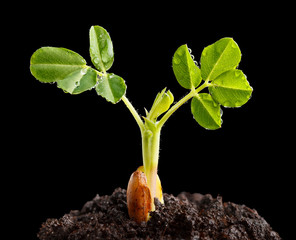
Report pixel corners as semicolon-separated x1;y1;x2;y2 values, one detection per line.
30;25;253;224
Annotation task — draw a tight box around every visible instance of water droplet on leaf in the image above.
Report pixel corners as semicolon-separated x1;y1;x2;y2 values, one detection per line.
234;101;242;107
173;58;181;64
177;50;184;57
223;101;232;108
231;41;237;48
81;68;87;75
235;71;241;77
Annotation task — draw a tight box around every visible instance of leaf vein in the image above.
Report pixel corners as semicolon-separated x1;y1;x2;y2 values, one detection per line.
196;96;220;126
31;63;85;67
212;84;252;92
206;40;232;81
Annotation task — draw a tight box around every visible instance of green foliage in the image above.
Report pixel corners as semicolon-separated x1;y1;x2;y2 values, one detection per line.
57;68;97;94
172;44;202;89
30;27;252;130
208;69;252;108
200;38;241;81
96;73;126;104
30;47;86;83
171;37;252;130
30;26;126;103
89;26;114;72
30;27;253;214
191;94;221;130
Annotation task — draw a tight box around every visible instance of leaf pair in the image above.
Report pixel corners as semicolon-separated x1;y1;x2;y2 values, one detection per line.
30;26;126;104
172;38;252;130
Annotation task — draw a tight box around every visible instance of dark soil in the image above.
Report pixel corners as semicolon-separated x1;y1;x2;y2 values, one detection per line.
38;188;281;240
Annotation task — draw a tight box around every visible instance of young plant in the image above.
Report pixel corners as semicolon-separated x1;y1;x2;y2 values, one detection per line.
30;25;253;223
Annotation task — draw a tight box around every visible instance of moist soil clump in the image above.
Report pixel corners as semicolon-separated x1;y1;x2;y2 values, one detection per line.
38;188;281;240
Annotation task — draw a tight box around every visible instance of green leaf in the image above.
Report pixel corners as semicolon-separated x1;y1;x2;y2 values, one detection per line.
172;44;202;89
56;67;97;94
209;69;253;107
191;93;222;130
200;38;241;81
96;73;126;104
30;47;86;83
148;88;174;121
89;26;114;72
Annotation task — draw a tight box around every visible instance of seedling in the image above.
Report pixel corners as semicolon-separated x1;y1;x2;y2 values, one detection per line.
30;25;252;223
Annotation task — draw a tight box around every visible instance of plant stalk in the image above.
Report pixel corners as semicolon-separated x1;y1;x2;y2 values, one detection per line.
158;81;210;129
141;127;161;209
121;95;144;131
122;81;210;211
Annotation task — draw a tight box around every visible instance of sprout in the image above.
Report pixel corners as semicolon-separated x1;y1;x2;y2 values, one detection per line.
30;26;253;224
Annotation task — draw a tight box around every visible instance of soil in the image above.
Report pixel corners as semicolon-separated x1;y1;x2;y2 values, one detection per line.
38;188;281;240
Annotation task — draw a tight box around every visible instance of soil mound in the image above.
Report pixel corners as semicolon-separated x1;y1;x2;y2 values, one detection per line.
38;188;281;240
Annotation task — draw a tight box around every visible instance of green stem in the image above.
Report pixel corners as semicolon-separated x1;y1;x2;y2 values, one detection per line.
158;81;209;129
141;127;161;205
121;95;144;131
121;95;160;204
122;81;210;209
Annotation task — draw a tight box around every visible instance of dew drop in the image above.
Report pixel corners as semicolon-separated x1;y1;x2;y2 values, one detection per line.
75;81;80;87
220;108;223;117
188;48;192;54
100;39;107;48
190;54;195;60
177;49;184;57
81;68;87;75
235;71;241;77
173;58;181;65
94;58;100;64
234;101;242;107
90;47;95;54
231;41;237;48
223;101;232;108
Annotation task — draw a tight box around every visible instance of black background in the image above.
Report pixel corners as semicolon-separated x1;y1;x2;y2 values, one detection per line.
9;2;292;239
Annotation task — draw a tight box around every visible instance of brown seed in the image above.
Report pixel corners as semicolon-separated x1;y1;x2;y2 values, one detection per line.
127;169;152;223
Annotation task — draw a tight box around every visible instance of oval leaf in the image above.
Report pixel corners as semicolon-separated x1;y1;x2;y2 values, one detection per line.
57;67;97;94
172;44;202;89
96;73;126;104
30;47;86;83
200;38;241;81
89;26;114;72
209;69;253;107
191;93;222;130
